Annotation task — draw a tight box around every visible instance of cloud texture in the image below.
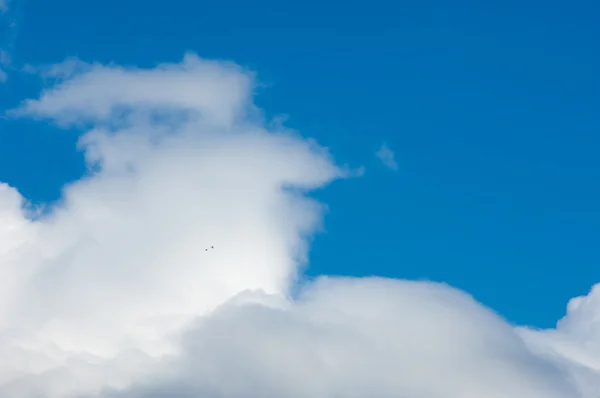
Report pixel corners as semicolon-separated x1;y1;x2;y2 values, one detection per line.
1;53;599;398
375;143;398;171
0;0;17;82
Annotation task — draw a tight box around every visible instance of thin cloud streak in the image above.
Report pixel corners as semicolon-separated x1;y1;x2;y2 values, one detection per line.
376;143;398;171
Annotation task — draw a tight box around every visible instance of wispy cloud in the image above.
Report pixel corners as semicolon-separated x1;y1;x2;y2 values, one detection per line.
0;0;21;83
376;143;398;171
0;50;8;84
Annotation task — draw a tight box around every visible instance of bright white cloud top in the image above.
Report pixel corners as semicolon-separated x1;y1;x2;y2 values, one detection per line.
1;53;599;397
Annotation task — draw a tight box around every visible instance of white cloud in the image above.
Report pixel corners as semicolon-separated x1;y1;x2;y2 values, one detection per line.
95;279;583;398
376;143;398;171
12;53;255;127
0;53;599;398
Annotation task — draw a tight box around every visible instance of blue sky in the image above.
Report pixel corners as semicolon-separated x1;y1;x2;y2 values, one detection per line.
1;0;600;332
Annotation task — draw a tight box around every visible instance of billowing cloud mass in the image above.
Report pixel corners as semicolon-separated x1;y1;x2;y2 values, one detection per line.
1;52;599;398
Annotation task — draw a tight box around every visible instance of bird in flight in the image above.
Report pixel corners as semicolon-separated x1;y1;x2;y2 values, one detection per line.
205;245;215;251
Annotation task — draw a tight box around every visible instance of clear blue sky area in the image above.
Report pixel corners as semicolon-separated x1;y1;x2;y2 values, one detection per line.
1;0;599;328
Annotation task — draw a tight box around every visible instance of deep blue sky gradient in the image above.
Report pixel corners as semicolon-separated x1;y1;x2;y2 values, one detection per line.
1;0;599;328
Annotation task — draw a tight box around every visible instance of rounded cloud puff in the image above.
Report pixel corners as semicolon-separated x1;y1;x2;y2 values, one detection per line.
0;53;597;398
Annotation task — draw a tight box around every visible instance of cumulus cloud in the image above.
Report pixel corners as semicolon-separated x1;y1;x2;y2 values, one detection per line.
0;52;599;398
13;54;255;127
375;143;398;171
